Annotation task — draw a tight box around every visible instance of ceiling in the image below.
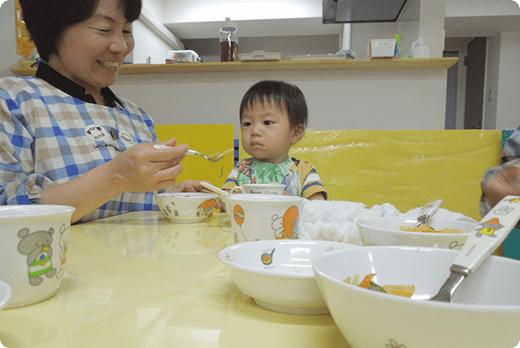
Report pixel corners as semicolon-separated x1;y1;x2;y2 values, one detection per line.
159;0;520;40
444;15;520;37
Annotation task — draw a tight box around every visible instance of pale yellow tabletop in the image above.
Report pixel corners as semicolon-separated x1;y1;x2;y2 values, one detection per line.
0;211;350;348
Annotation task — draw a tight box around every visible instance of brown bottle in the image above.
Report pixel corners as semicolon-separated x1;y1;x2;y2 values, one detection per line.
220;17;239;62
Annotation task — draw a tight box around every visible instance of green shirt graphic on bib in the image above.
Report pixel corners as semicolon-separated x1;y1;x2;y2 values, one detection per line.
236;158;302;196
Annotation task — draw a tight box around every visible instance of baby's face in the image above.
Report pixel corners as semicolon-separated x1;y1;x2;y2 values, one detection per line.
241;100;301;164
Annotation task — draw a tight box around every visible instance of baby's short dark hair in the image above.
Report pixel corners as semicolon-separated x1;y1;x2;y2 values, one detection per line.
239;80;308;127
19;0;142;62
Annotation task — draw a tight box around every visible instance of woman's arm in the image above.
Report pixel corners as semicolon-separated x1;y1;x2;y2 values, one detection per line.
41;141;189;222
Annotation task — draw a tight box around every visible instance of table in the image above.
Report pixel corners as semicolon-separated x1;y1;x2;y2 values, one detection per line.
0;211;350;348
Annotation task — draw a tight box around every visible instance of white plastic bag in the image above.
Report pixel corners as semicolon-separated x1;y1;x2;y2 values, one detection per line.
411;36;430;58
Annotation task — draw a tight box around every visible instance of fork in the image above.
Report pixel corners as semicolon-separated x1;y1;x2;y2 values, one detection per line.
428;195;520;302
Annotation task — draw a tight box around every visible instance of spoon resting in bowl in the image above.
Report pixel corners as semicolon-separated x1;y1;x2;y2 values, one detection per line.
415;199;443;229
428;195;520;303
200;181;230;197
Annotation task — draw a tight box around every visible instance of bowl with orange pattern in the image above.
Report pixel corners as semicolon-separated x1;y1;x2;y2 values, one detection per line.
156;192;219;223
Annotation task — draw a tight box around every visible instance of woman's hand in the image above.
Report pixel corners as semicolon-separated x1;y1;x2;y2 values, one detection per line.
108;138;188;193
166;180;208;193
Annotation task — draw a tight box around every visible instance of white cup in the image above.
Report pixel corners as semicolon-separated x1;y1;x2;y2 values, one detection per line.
223;195;306;243
0;205;75;308
230;184;286;195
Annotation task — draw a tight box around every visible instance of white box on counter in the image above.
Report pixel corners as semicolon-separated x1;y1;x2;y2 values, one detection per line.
367;39;397;58
166;50;201;63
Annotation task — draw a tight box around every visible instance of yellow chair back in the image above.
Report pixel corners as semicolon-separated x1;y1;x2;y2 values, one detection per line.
155;124;235;187
240;129;502;220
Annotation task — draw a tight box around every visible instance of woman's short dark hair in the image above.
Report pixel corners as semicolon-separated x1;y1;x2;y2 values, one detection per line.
19;0;142;62
239;80;308;127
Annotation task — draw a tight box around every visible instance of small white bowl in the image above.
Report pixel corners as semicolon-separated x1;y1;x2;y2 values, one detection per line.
313;246;520;348
0;280;13;310
356;217;476;250
218;239;359;314
156;192;219;223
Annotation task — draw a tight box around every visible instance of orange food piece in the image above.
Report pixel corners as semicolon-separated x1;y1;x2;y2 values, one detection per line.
359;273;377;288
400;225;463;233
383;285;416;298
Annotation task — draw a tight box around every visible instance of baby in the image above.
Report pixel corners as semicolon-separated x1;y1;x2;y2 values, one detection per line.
222;80;327;200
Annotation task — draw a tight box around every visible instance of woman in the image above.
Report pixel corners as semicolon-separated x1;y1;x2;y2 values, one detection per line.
0;0;203;223
481;127;520;217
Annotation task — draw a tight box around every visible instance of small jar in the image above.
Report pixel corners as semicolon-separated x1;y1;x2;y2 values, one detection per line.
220;17;239;62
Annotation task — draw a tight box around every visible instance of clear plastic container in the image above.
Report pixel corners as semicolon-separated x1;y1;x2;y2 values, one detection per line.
220;17;239;62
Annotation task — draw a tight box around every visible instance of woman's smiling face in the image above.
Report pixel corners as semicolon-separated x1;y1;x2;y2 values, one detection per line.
48;0;134;96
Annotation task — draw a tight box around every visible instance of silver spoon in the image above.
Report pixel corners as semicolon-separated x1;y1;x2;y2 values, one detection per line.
428;195;520;302
415;199;443;229
154;145;231;163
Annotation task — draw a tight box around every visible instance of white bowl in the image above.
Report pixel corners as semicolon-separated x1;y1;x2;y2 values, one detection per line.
223;195;306;243
0;280;13;310
218;239;359;314
0;205;75;308
156;192;219;223
356;217;476;250
313;246;520;348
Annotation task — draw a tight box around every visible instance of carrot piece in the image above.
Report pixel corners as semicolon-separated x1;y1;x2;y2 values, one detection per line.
359;273;377;288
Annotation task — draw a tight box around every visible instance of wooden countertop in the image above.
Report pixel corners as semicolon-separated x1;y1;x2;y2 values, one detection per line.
11;58;459;76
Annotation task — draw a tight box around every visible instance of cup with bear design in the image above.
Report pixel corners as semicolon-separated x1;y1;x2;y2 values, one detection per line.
222;194;306;243
0;205;75;308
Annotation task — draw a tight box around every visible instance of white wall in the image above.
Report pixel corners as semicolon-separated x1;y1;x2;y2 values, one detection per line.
183;35;341;63
494;31;520;130
446;0;520;17
1;0;518;131
142;0;164;22
444;38;471;130
418;0;446;57
0;0;18;78
478;31;520;131
350;22;419;59
134;0;184;63
0;0;176;70
483;34;501;130
111;68;449;136
132;19;176;64
163;0;321;23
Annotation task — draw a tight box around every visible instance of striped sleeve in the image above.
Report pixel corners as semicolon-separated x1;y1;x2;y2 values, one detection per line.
297;159;328;200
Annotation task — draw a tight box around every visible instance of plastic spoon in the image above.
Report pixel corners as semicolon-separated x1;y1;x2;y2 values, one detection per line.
428;195;520;302
415;199;443;229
